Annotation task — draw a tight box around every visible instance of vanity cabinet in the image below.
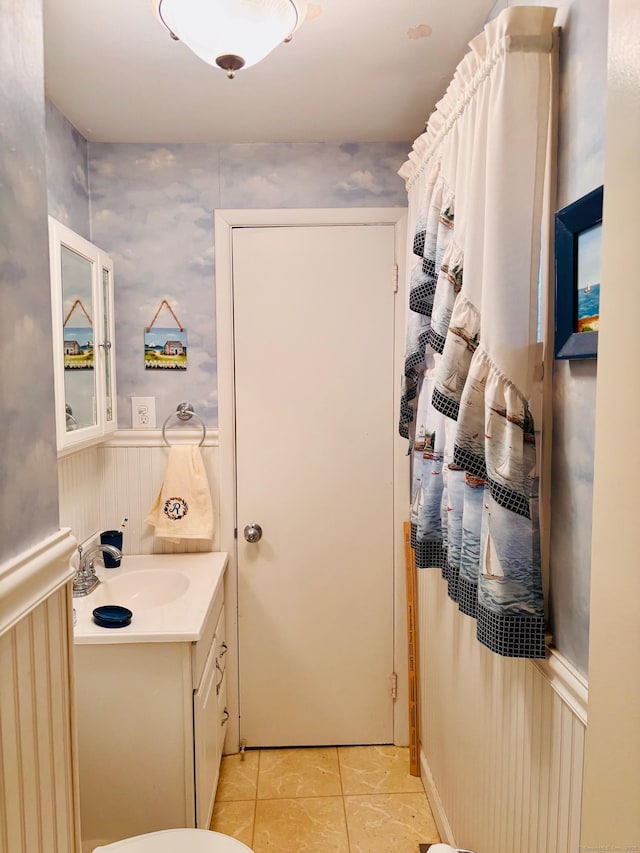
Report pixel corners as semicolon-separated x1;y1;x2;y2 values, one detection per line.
49;217;117;454
193;606;228;828
74;579;228;847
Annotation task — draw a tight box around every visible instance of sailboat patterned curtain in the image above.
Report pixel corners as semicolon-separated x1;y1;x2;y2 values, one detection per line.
399;6;556;659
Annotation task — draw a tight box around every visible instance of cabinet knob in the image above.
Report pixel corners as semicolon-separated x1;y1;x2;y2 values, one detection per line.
243;523;262;543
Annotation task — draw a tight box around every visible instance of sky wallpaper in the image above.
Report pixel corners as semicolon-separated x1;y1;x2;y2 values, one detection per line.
45;124;409;430
0;0;59;561
546;0;606;676
489;0;607;675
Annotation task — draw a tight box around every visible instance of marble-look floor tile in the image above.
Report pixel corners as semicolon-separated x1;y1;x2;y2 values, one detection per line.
258;748;342;799
344;792;440;852
210;800;255;847
216;751;260;801
338;746;425;795
253;796;349;852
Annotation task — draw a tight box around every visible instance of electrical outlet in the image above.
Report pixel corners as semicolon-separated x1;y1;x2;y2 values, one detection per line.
131;396;156;428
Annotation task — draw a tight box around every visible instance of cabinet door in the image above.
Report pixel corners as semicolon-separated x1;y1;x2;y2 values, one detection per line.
49;217;116;453
215;612;229;758
193;634;220;828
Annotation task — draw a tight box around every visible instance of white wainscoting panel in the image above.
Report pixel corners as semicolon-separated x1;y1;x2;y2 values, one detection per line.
419;571;586;853
58;431;221;554
58;447;102;547
0;534;78;853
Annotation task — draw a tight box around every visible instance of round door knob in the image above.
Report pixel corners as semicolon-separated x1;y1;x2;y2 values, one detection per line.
243;523;263;543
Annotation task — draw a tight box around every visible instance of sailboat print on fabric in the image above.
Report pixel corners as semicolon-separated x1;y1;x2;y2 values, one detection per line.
450;324;479;352
411;475;423;521
487;401;529;490
484;410;492;439
482;511;505;580
423;429;438;461
432;312;481;423
495;451;513;481
414;380;448;569
442;369;459;394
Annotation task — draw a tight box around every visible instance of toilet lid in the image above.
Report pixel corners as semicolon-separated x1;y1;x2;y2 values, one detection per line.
93;829;253;853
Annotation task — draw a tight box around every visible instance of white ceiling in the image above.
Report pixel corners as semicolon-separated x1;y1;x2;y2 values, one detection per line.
43;0;496;144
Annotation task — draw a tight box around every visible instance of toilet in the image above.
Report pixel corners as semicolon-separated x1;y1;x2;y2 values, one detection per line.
93;829;253;852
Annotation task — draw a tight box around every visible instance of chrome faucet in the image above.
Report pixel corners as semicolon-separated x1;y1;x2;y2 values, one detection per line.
72;542;122;597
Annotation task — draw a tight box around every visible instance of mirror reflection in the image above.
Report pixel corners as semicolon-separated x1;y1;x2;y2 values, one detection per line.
61;245;97;431
102;266;114;425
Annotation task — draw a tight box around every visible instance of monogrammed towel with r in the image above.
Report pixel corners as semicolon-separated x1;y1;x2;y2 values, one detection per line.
145;445;214;544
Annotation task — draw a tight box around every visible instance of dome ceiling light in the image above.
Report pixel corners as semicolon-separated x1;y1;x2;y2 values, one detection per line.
151;0;307;78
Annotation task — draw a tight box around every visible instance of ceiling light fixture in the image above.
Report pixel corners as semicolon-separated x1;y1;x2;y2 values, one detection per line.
152;0;307;78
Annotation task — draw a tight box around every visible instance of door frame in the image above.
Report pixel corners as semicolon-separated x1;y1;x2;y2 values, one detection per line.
214;207;409;753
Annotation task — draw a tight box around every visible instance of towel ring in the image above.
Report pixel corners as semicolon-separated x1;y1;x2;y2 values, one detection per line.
162;402;206;447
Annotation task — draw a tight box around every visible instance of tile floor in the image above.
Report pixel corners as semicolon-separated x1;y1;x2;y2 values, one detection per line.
210;745;440;852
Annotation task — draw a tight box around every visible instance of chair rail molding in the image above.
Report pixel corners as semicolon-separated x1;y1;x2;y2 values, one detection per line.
534;647;588;725
0;528;76;637
102;428;219;448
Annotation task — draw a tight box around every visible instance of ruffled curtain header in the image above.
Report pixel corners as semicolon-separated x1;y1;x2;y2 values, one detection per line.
399;7;556;191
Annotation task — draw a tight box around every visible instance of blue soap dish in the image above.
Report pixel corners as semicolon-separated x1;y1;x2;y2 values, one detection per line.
93;605;133;629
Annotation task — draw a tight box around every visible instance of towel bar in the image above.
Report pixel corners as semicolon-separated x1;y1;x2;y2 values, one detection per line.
162;402;206;446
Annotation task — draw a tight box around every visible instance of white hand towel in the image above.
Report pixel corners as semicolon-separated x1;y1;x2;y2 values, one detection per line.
145;445;214;544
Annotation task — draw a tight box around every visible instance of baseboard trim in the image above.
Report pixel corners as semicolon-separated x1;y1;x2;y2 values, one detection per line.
420;747;457;846
0;527;76;637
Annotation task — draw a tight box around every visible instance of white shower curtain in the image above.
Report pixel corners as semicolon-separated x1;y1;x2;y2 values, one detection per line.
399;6;556;659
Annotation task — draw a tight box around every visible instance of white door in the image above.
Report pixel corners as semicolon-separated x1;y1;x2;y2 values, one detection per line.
232;223;397;747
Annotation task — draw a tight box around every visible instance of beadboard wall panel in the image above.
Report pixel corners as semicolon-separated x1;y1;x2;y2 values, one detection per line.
419;571;586;853
57;447;102;547
58;432;221;553
0;566;78;853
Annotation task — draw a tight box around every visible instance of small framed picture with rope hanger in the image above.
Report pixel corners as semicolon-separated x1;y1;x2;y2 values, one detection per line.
144;300;187;370
63;298;94;370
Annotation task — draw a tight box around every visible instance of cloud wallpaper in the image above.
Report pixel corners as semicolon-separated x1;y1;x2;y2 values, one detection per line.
0;0;59;561
45;99;90;239
84;139;409;430
548;0;606;676
44;112;409;433
489;0;607;674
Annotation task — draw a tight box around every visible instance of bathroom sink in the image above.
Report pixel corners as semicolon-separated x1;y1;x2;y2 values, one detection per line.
94;569;190;608
73;552;228;644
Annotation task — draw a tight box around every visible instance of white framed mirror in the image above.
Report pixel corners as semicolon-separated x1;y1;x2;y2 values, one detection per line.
49;218;117;454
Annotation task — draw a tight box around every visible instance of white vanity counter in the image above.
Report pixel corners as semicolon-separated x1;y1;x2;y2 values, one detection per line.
73;551;227;644
74;551;230;845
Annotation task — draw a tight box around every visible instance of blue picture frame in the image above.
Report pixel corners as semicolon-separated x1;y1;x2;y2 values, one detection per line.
554;185;603;359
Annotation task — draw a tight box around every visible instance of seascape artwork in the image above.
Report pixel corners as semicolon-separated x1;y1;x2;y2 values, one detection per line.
576;222;602;333
144;327;188;370
63;326;94;369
